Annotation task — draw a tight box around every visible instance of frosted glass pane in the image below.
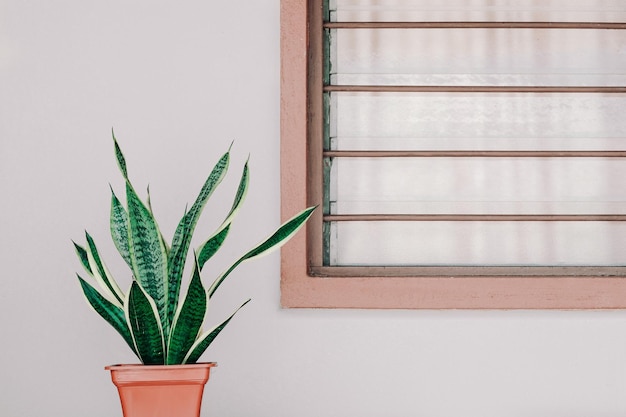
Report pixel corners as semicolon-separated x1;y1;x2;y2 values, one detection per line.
330;29;626;86
322;0;626;268
330;0;626;22
330;157;626;215
330;221;626;266
329;93;626;150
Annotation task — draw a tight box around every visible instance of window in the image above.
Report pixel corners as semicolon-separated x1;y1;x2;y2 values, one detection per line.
280;0;626;308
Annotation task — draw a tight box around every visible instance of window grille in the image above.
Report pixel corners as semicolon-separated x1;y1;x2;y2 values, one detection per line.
309;0;626;276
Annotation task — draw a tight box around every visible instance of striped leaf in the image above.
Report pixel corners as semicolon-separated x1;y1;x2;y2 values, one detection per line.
85;232;124;305
112;131;128;180
197;224;230;269
126;181;169;336
208;206;316;297
125;281;165;365
166;150;230;325
146;185;170;256
166;256;207;365
72;242;92;274
223;159;249;227
183;299;251;364
197;160;249;270
78;275;137;357
109;187;132;269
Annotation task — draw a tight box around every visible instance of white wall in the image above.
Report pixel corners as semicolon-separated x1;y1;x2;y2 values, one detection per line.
2;1;626;416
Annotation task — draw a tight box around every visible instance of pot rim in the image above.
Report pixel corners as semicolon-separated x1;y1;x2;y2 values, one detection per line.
105;362;217;371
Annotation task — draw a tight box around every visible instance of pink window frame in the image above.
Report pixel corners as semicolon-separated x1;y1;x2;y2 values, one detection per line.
279;0;626;309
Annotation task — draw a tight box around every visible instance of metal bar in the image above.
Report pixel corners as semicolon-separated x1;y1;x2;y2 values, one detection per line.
324;85;626;93
324;214;626;222
309;265;626;278
323;150;626;158
307;0;325;267
324;22;626;30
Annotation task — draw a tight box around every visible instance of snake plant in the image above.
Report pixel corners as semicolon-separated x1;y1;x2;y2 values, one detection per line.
73;133;315;365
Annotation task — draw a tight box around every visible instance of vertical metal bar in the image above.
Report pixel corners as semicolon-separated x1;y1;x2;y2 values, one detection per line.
322;0;329;23
307;0;325;268
322;217;332;266
322;155;332;266
321;0;332;266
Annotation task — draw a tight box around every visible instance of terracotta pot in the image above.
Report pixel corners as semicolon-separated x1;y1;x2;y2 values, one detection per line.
105;363;217;417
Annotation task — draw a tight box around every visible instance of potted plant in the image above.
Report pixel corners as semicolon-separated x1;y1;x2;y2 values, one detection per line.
73;133;315;417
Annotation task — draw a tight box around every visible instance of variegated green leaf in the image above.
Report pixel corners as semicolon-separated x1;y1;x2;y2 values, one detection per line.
73;241;92;274
146;185;170;256
85;232;124;305
210;159;248;237
126;181;169;335
109;187;132;269
197;224;230;269
166;256;207;365
125;281;165;365
183;299;251;364
78;275;137;357
166;209;193;324
208;206;316;297
197;160;249;270
112;131;128;181
166;150;230;325
223;158;249;226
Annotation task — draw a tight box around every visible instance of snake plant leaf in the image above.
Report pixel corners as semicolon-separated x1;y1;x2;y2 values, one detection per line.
197;224;231;269
166;150;230;325
208;206;316;297
125;281;165;365
146;185;154;213
85;232;124;306
109;187;132;269
72;241;92;274
183;299;251;364
146;185;170;256
222;158;249;228
126;181;169;336
197;160;249;270
166;256;207;365
166;209;193;324
77;275;137;356
112;131;128;181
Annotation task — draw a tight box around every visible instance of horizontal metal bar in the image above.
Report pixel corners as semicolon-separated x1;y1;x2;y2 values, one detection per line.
324;214;626;222
309;265;626;278
324;150;626;158
324;85;626;93
324;22;626;30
